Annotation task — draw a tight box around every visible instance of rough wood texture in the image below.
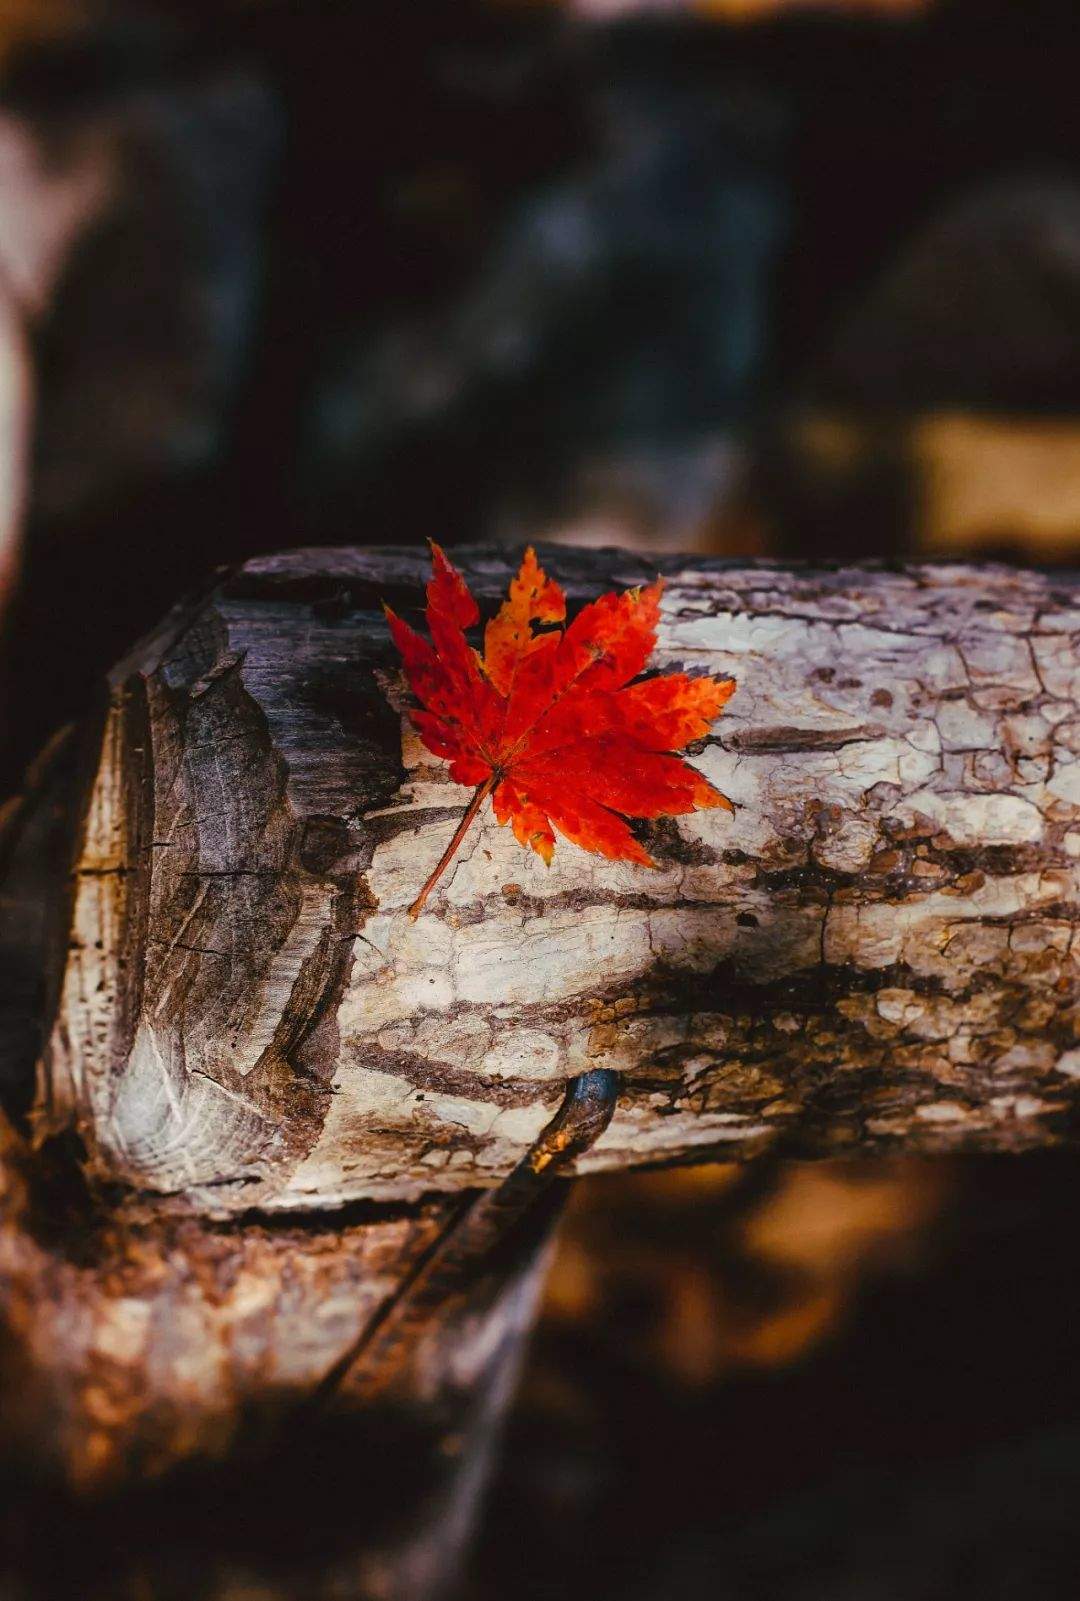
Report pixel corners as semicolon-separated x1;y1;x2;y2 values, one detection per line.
0;1114;550;1600
22;547;1080;1208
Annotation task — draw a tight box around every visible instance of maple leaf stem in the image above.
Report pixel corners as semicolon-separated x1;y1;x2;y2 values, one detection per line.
407;773;498;920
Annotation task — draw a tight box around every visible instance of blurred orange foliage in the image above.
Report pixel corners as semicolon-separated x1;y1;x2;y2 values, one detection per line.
545;1159;951;1386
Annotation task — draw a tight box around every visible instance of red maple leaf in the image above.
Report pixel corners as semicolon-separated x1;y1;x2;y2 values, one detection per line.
385;545;736;918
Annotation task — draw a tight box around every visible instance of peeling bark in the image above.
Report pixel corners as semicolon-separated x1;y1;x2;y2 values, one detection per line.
9;547;1080;1210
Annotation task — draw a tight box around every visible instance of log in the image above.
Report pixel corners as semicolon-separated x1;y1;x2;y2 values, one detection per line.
0;1110;553;1598
6;546;1077;1208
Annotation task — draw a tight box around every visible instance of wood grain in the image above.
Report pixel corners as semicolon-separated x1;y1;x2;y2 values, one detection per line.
16;546;1080;1209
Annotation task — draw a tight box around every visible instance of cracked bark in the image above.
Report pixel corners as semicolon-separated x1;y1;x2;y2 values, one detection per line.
2;546;1080;1594
18;546;1080;1211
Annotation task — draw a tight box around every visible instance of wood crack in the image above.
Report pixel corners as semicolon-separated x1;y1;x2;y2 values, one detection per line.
12;547;1079;1210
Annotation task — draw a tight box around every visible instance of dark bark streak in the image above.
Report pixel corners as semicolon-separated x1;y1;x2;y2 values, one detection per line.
8;548;1080;1209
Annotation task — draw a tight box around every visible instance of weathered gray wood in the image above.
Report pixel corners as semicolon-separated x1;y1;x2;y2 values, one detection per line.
19;547;1080;1208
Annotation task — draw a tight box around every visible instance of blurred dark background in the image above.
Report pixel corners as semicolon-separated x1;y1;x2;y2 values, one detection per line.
7;0;1080;788
2;2;1080;1597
